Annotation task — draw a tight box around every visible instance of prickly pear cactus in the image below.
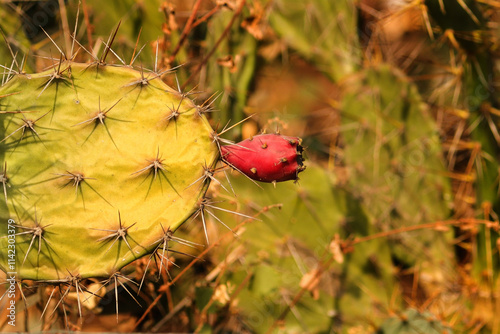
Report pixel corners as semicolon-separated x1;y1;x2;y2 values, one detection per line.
0;61;218;280
340;64;452;267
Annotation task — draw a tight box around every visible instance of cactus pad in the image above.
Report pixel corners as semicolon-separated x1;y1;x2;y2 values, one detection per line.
340;64;452;266
0;62;218;281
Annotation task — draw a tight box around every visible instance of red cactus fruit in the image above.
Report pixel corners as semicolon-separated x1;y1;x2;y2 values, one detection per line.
220;134;305;183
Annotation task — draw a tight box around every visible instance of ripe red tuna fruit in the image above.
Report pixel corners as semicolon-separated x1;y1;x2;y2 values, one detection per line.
220;134;305;183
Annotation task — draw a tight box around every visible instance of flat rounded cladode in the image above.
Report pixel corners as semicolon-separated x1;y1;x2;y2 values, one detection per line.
0;63;218;280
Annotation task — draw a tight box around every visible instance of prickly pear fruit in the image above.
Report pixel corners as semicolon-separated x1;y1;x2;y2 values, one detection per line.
220;134;305;183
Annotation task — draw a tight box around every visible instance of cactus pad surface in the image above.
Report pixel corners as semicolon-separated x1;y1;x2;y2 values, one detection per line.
0;62;218;281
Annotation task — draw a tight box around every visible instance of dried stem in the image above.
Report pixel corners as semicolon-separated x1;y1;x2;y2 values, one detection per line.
192;4;221;29
81;0;94;52
167;0;203;64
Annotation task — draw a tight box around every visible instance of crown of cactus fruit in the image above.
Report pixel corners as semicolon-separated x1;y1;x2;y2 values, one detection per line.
0;58;305;282
220;134;305;183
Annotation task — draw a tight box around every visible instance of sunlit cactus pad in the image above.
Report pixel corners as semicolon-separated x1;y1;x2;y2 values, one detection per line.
0;62;218;281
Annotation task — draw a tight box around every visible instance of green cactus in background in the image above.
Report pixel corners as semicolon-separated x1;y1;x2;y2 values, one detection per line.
269;0;360;82
340;64;453;267
0;4;34;74
66;0;166;63
377;308;453;334
203;4;258;135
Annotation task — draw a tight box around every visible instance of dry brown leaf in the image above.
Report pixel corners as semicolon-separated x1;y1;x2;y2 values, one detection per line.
217;55;238;73
299;268;321;300
329;234;345;264
213;283;233;305
161;2;178;34
241;1;266;40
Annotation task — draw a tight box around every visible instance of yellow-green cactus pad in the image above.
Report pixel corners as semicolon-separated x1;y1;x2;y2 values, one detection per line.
0;62;218;280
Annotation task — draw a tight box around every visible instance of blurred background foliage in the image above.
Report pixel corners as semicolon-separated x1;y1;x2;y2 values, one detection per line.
0;0;499;332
